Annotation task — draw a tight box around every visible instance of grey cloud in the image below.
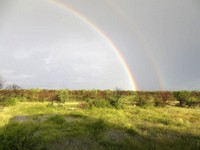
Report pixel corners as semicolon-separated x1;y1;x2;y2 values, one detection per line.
0;0;199;90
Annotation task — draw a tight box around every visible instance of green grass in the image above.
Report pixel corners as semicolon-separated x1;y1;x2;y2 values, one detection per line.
0;102;200;150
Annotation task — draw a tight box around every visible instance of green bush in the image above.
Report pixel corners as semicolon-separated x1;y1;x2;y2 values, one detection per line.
86;97;124;109
49;90;69;106
174;91;190;107
186;97;199;107
104;89;124;109
29;89;41;101
19;97;29;102
58;90;69;103
87;99;111;108
2;98;19;107
135;95;154;107
109;99;124;109
0;94;4;105
155;97;167;107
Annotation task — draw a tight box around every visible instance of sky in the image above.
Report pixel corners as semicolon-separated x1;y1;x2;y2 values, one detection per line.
0;0;200;90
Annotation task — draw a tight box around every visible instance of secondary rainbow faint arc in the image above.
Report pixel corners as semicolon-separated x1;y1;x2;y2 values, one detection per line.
51;0;137;91
105;1;164;90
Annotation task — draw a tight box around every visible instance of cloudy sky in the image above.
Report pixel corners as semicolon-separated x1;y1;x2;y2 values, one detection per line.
0;0;200;90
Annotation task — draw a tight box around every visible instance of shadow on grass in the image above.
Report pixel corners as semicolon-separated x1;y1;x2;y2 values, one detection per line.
0;113;199;150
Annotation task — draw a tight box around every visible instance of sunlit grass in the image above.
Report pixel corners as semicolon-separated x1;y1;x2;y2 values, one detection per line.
0;102;199;150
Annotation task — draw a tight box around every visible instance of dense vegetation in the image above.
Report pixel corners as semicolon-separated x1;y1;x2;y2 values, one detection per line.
0;89;200;108
0;90;200;150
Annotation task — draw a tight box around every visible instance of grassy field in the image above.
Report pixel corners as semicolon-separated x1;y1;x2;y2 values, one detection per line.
0;100;200;150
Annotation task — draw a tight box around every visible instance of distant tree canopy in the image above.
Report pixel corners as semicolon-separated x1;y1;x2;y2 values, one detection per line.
0;75;6;89
174;91;190;107
5;83;21;90
0;75;21;90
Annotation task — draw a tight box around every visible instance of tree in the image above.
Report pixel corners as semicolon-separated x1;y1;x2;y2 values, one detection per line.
174;91;190;107
0;75;21;90
49;90;69;107
6;83;21;90
0;75;6;89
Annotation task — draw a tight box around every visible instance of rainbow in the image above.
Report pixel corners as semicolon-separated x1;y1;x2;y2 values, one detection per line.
50;0;137;91
105;1;164;90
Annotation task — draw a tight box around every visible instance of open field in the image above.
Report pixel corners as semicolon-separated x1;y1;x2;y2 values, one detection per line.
0;90;200;150
0;102;200;150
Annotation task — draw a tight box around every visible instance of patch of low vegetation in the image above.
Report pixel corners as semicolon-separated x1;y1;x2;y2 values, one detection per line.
86;98;111;108
135;95;154;107
47;115;66;124
0;90;200;150
1;97;19;107
0;122;42;150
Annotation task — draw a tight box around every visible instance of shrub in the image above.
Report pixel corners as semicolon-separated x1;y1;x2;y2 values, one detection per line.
155;97;167;107
174;91;190;107
135;95;154;107
87;99;111;108
186;97;199;107
48;90;69;106
104;89;124;109
0;94;4;105
58;90;69;103
18;97;29;102
29;89;41;101
2;97;19;107
109;99;124;109
86;97;124;109
155;92;172;107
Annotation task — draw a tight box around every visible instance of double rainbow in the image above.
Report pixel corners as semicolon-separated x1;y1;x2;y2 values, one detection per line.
50;0;137;91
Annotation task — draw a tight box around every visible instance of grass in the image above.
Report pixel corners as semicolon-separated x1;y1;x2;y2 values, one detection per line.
0;101;200;150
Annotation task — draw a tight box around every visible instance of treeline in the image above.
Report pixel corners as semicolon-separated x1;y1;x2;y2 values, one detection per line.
0;89;200;108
